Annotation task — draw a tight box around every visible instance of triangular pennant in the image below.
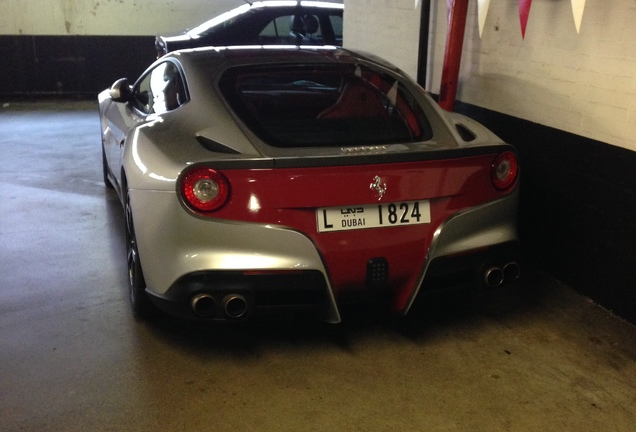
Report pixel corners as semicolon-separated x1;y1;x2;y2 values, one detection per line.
519;0;532;39
478;0;491;38
571;0;586;33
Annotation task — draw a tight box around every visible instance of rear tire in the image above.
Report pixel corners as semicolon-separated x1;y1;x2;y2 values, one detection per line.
125;188;156;319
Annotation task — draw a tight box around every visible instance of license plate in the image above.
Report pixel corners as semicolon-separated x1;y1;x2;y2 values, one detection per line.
316;200;431;232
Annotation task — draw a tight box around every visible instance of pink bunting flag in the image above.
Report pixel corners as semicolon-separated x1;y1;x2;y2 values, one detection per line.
518;0;532;39
572;0;585;33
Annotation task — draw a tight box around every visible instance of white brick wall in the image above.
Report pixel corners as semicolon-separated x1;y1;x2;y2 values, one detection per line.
428;0;636;151
343;0;422;80
345;0;636;151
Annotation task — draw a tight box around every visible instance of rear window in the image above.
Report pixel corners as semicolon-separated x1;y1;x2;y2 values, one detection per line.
218;64;433;148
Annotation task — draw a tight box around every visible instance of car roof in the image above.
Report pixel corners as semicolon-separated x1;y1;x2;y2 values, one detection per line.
184;1;344;39
170;45;400;75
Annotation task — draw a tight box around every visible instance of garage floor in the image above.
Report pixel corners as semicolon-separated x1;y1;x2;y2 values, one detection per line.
1;101;636;432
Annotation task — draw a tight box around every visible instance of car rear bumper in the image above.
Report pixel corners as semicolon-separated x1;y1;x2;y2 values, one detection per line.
129;188;343;322
147;269;331;322
419;240;521;294
130;187;519;323
402;187;520;313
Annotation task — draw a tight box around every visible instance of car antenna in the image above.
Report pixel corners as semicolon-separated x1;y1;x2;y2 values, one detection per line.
242;0;253;5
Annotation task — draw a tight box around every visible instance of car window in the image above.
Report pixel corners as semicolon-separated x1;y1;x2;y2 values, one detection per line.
328;15;343;44
132;61;188;115
256;11;344;46
258;14;326;45
219;64;433;148
258;16;293;44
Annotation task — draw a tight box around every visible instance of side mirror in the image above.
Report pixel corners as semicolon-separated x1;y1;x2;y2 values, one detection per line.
109;78;132;103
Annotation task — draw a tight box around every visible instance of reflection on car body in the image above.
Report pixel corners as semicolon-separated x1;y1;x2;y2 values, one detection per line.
99;46;520;324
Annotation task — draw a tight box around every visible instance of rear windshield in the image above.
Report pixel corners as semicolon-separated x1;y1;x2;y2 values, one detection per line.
218;64;433;148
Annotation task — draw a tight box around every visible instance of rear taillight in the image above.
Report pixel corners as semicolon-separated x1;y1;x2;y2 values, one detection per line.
491;151;518;191
181;167;230;212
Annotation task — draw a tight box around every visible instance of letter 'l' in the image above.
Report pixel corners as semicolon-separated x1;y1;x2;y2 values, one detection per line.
322;210;333;229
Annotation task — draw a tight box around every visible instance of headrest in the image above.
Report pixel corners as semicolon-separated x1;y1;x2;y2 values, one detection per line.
290;15;304;34
303;15;319;34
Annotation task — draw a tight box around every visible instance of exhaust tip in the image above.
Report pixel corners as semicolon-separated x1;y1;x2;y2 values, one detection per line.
191;294;216;317
484;267;504;288
503;262;521;282
222;294;248;319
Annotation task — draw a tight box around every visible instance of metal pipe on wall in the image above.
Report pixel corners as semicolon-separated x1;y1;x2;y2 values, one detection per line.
438;0;469;111
416;0;431;88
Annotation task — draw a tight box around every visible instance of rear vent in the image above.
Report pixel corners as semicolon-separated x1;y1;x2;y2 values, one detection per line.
195;135;241;154
455;123;476;142
366;257;389;289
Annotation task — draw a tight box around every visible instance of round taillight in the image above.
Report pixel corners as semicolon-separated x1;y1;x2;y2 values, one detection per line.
181;167;230;212
491;151;519;191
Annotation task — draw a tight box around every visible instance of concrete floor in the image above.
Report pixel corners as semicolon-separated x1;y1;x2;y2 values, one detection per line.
1;101;636;432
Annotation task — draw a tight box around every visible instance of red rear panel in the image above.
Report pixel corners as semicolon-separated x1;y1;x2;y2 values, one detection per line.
195;154;511;311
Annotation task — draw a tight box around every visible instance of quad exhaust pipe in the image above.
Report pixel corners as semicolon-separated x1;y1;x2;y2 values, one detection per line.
191;293;249;319
221;294;249;319
503;261;521;282
483;262;520;288
484;267;504;288
191;293;217;317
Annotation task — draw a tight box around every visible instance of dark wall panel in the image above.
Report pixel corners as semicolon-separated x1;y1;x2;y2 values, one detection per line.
455;101;636;323
0;35;155;97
